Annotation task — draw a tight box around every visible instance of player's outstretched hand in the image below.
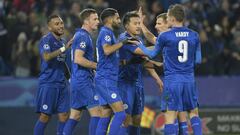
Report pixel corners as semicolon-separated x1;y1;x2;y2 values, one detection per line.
138;7;145;25
65;36;75;49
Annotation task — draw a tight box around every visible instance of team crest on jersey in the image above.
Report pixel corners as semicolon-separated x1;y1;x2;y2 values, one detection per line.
123;104;128;110
104;35;111;42
43;44;50;50
80;42;86;48
111;93;117;99
42;104;48;110
94;95;99;101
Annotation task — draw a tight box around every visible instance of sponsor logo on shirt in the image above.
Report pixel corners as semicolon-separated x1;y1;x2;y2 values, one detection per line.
104;35;111;42
57;53;66;62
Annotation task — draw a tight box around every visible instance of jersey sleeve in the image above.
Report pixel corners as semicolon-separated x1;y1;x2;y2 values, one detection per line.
74;33;88;52
39;37;51;57
101;30;113;46
138;34;164;58
195;34;202;64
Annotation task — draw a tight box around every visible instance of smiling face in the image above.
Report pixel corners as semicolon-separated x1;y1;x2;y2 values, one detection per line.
48;17;64;36
126;17;141;35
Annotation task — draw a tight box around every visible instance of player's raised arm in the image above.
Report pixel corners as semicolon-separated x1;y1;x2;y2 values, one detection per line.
42;37;73;62
138;7;157;44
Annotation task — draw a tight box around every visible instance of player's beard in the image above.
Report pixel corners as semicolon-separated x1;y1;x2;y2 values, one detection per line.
92;25;98;31
112;22;120;30
53;29;64;37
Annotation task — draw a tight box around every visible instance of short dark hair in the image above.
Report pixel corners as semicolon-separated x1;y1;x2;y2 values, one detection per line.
79;8;97;26
168;4;185;22
100;8;118;24
156;13;167;22
47;14;61;24
122;11;139;28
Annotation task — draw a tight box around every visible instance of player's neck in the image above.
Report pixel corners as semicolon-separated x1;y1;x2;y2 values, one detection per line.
51;32;61;40
104;23;113;30
82;25;92;34
127;31;137;38
172;22;183;28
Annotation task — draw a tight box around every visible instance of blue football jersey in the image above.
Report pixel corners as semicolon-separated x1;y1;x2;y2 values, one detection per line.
118;32;143;82
140;27;202;82
95;26;119;81
38;32;67;86
71;28;94;82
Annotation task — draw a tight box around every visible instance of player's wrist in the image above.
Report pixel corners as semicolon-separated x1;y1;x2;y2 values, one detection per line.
60;46;66;53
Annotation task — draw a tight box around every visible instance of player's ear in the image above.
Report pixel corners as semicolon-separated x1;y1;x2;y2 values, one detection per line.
85;17;91;25
110;17;114;24
125;23;129;30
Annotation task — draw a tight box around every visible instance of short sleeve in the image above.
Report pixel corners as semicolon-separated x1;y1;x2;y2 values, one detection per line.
101;31;113;46
39;38;51;57
74;33;89;52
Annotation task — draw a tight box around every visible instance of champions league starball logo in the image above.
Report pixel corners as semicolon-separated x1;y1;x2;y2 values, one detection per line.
43;44;50;50
80;42;86;48
104;35;111;42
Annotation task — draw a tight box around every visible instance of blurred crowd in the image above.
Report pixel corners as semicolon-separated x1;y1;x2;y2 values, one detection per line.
0;0;239;77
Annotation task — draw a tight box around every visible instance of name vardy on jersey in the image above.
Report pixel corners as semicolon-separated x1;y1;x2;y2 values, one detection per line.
175;32;189;37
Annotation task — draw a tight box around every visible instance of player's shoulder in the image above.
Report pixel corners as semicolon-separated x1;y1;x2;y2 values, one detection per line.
75;28;89;38
40;33;52;44
170;27;199;37
100;26;112;35
186;27;199;36
159;29;172;37
119;31;128;40
155;30;170;41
